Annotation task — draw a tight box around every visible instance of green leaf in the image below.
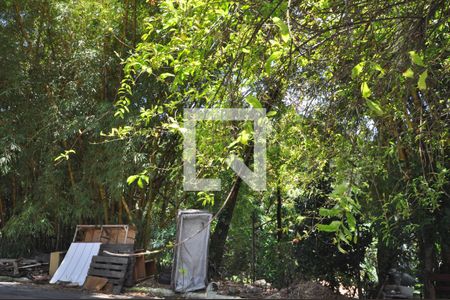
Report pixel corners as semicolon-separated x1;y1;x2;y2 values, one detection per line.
143;66;152;74
137;178;144;188
338;230;351;245
54;150;76;162
227;138;240;149
346;212;356;231
266;111;277;117
168;123;187;134
409;50;425;67
296;215;306;224
361;82;371;99
366;99;384;116
337;242;348;254
159;72;175;80
126;175;139;185
265;51;282;73
418;70;428;90
402;68;414;78
273;17;290;42
245;95;262;108
240;130;250;145
351;62;365;79
317;220;341;232
141;174;149;184
319;208;342;217
372;63;385;77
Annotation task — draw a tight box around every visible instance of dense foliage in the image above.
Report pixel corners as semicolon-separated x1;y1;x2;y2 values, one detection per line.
1;0;448;297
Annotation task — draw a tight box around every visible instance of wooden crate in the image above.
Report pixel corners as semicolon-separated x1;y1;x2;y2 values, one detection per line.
73;225;136;244
83;229;102;242
88;255;129;294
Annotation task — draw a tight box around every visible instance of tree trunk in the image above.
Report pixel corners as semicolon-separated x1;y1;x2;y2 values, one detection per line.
276;184;282;242
376;239;398;298
251;210;256;283
209;177;242;278
209;145;253;277
420;225;436;299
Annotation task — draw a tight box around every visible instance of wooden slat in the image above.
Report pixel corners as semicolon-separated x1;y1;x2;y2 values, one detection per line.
88;269;126;279
90;263;127;272
92;256;128;265
100;244;134;253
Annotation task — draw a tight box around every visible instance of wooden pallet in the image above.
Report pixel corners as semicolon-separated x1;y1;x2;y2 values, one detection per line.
88;255;129;294
100;244;135;287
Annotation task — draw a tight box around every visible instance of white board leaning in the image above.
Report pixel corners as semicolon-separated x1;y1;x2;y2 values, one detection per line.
171;210;212;292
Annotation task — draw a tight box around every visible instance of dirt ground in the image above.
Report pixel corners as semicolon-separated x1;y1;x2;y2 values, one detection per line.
215;280;349;299
1;273;350;299
0;280;154;299
130;277;350;299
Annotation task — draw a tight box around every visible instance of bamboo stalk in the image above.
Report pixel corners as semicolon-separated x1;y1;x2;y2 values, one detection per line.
121;196;133;223
12;176;16;211
0;194;4;227
99;185;109;224
110;196;115;224
118;198;123;224
62;141;76;188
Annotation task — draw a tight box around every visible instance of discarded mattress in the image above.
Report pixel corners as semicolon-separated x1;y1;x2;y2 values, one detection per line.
172;210;212;292
50;242;101;286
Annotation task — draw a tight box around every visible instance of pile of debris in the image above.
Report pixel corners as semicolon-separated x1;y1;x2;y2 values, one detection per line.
49;225;156;294
0;257;49;281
